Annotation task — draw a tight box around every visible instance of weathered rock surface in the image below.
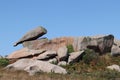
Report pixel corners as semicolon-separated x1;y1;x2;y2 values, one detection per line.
22;37;74;51
7;34;115;64
57;46;68;61
14;26;47;46
21;35;114;55
5;59;67;75
111;39;120;56
111;45;120;56
7;25;120;75
97;34;114;54
5;59;34;70
25;61;67;75
114;39;120;46
80;35;114;54
73;37;85;51
23;38;49;49
68;51;84;64
107;64;120;72
36;50;57;60
7;48;46;59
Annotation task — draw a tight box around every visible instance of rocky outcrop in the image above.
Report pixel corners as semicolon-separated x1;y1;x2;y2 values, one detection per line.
6;26;120;75
14;26;47;46
5;59;67;75
21;35;114;55
7;34;115;64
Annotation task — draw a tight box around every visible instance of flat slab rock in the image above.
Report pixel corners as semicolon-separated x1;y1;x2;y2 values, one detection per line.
7;48;46;59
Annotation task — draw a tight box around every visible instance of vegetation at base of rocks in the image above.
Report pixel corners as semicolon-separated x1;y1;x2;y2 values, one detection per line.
0;58;9;67
82;49;99;65
0;65;120;80
67;44;74;53
50;61;58;65
64;53;120;73
1;49;120;80
62;52;120;80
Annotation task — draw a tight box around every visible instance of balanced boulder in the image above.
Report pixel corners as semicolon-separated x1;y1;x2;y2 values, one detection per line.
14;26;47;46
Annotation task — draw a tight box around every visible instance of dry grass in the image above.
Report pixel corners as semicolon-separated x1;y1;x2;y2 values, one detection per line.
0;68;120;80
0;68;87;80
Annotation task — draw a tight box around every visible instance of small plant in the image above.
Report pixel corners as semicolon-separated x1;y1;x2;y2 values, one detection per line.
67;44;74;53
0;58;9;67
51;61;58;65
82;49;99;65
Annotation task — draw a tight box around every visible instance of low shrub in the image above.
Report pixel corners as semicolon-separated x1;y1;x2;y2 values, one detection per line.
82;49;99;65
0;58;9;67
67;44;74;53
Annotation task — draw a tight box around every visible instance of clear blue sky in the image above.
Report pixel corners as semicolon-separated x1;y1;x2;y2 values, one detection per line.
0;0;120;56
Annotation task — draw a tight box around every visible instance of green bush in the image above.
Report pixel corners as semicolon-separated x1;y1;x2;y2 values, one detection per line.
67;44;74;53
82;49;99;65
0;58;9;67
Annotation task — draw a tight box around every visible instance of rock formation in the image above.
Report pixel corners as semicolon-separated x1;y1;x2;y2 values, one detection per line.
6;26;120;75
21;35;114;54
